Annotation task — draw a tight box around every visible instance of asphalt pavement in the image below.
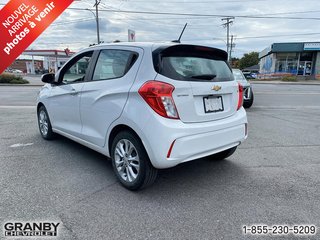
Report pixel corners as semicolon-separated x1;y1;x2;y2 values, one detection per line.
0;84;320;239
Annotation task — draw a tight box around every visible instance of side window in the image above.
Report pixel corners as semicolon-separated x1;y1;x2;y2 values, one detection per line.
93;50;137;81
61;51;93;84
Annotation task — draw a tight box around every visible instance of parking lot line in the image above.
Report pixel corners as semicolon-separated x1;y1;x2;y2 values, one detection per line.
254;91;320;95
253;106;320;109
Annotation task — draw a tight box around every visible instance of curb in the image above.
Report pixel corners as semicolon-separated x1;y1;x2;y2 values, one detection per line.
250;81;320;86
0;84;43;87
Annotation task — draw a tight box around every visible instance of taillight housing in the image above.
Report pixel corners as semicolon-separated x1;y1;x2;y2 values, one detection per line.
237;83;244;110
138;81;179;119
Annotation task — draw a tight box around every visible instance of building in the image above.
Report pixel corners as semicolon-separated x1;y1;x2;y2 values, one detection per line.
6;49;75;74
8;59;43;73
23;49;74;74
259;42;320;79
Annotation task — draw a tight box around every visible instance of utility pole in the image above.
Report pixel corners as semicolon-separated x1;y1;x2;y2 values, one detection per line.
229;35;236;66
221;17;234;63
93;0;101;44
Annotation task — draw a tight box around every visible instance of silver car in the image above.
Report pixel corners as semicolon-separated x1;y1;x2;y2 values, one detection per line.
232;69;254;108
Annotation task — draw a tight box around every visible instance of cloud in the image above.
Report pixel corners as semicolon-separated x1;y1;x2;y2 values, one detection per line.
1;0;320;57
74;20;97;30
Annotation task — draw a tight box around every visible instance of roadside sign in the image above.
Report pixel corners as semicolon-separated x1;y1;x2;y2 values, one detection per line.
128;29;135;42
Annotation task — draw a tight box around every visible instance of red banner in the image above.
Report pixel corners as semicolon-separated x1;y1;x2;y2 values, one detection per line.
0;0;74;73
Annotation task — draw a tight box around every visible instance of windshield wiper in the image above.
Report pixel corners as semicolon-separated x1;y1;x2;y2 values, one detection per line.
190;74;217;80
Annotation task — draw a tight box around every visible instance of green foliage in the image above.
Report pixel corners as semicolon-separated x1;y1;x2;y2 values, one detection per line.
0;73;29;84
281;76;297;82
231;57;240;68
239;52;259;70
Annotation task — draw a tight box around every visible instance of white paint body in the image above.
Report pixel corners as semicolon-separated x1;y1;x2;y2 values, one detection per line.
38;43;247;169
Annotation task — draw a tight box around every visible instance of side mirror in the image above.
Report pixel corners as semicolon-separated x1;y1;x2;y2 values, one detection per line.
41;73;55;84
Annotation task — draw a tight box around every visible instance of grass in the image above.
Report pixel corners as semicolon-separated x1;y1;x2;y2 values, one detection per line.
0;73;29;84
281;76;298;82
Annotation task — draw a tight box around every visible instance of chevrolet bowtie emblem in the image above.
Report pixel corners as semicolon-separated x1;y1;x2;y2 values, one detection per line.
212;85;222;91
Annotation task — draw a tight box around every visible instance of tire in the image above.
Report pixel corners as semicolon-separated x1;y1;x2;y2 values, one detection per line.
243;91;254;108
210;146;237;161
37;105;55;140
111;131;158;190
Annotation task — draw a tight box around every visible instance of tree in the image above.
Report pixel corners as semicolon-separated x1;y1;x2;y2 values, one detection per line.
239;52;259;70
230;57;240;68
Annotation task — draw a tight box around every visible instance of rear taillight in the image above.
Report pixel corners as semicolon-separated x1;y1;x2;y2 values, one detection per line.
237;83;244;110
138;81;179;119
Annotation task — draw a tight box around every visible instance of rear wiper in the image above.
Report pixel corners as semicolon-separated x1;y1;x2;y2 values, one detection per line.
190;74;217;80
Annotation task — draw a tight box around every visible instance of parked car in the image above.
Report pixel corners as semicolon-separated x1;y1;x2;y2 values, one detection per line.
12;69;23;74
242;71;256;79
232;69;254;108
37;43;248;190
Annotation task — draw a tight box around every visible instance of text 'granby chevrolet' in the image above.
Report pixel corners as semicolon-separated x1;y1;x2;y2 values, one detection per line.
4;222;60;237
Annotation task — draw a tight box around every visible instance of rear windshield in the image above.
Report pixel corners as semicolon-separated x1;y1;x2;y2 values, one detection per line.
153;45;233;82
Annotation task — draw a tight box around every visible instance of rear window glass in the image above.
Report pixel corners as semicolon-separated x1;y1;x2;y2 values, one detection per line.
154;45;233;82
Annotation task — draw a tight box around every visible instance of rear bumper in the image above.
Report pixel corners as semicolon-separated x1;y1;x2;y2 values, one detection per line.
168;124;245;163
142;107;247;169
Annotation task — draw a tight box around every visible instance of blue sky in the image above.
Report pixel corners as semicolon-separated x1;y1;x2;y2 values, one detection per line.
1;0;320;57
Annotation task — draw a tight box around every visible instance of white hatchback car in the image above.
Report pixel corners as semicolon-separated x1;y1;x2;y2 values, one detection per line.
232;69;254;108
37;43;248;190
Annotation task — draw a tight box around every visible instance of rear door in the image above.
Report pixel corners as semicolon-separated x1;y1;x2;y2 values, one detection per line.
154;45;239;123
79;47;143;147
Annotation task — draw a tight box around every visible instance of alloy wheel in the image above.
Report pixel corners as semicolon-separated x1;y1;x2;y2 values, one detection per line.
39;110;49;136
114;139;140;183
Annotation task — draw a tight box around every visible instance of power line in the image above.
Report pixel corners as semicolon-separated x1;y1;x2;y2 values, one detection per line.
236;32;320;40
43;24;320;44
123;0;268;2
1;3;320;20
245;10;320;17
98;3;222;28
180;30;320;42
50;18;94;26
31;41;91;45
65;7;320;20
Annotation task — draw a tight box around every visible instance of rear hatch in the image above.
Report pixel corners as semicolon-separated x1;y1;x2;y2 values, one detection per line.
153;44;239;123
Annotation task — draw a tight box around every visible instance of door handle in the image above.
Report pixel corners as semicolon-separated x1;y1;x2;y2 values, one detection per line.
70;89;78;96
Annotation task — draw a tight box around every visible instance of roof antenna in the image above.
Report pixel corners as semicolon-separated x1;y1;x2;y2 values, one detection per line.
172;23;188;43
